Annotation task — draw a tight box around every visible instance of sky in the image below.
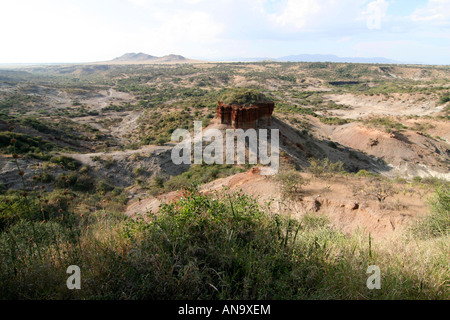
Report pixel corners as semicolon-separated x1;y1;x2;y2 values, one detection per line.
0;0;449;65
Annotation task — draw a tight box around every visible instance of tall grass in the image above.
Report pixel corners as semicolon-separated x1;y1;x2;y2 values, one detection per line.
413;185;449;238
1;187;447;299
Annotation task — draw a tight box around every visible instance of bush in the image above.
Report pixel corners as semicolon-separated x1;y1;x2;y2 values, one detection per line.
55;173;95;192
121;188;315;299
319;117;348;125
275;170;309;200
0;186;447;299
327;141;338;149
164;164;245;192
0;190;76;229
438;94;450;105
364;117;408;133
103;157;115;169
415;185;449;237
153;176;164;188
37;172;53;183
50;156;81;171
97;180;114;194
0;132;58;155
363;179;395;203
355;169;375;177
308;158;344;178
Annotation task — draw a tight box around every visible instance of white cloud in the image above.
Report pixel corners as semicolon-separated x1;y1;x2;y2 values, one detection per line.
0;0;120;62
184;0;205;4
269;0;321;29
127;0;151;7
127;0;204;7
410;0;450;25
150;11;224;44
265;0;369;32
0;0;225;62
338;36;352;43
0;0;448;64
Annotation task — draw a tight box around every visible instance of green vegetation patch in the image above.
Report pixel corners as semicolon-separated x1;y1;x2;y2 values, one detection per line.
319;117;349;125
308;158;345;178
0;132;59;156
1;187;446;299
413;185;449;238
220;88;270;106
364;117;408;133
49;155;82;171
163;164;247;193
438;93;450;105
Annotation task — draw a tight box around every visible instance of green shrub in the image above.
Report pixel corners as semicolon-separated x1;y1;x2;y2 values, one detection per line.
220;88;269;106
153;176;164;188
156;137;167;146
55;173;95;192
363;179;395;203
327;141;338;149
364;117;408;133
121;189;312;299
0;190;76;229
103;156;115;169
320;117;349;125
133;167;146;176
413;176;423;183
275;170;309;200
414;185;449;237
164;164;245;192
50;156;81;171
308;158;345;178
438;94;450;105
37;172;53;183
355;169;375;177
79;166;89;174
0;132;58;155
97;180;114;194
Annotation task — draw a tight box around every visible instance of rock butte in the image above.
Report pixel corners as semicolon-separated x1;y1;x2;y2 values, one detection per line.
216;100;274;129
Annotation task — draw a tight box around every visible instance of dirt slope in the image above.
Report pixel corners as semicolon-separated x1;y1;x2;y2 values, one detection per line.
126;168;432;240
63;145;189;187
328;122;450;179
325;93;443;119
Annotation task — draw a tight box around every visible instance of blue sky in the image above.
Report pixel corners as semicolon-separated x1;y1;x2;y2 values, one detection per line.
1;0;449;64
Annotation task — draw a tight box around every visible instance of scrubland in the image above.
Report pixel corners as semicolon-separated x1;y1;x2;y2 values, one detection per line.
0;62;448;299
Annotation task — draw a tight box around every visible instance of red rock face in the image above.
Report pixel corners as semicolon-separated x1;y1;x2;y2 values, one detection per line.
216;101;274;129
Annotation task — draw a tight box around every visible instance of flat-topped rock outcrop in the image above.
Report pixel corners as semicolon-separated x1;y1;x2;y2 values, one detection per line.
216;101;274;129
215;89;274;129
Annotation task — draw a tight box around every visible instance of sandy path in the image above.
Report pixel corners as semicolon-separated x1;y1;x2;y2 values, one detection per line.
63;145;172;166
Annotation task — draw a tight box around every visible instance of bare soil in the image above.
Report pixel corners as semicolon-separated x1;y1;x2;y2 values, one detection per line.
126;168;433;240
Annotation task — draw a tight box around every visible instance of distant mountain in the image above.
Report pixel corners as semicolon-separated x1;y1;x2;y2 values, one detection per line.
213;54;402;64
276;54;401;64
157;54;186;62
108;53;188;64
108;52;403;65
214;57;274;62
112;52;157;62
